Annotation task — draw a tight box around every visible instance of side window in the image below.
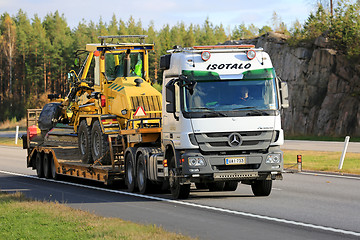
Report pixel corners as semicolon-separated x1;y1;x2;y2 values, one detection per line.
130;52;144;77
105;52;125;80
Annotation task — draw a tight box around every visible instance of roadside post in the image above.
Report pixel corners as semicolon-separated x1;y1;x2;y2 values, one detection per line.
338;136;350;170
297;155;302;172
15;126;19;145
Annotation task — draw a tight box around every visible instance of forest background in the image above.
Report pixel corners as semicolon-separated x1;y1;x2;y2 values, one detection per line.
0;0;359;122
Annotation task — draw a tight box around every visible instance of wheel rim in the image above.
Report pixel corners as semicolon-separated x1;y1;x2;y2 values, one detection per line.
127;162;133;184
169;169;176;190
138;162;145;187
93;131;100;157
80;132;86;154
51;159;56;177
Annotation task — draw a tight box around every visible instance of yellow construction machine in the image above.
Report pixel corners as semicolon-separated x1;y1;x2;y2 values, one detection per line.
38;35;162;165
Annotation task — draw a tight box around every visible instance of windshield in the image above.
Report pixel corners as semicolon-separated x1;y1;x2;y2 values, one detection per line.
105;52;144;80
182;69;278;116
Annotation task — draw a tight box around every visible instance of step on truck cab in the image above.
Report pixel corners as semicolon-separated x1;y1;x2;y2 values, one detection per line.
160;45;289;198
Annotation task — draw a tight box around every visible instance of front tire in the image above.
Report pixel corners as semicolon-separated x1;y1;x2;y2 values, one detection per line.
78;120;92;164
223;181;238;191
251;180;272;196
169;156;190;199
208;182;225;191
91;120;111;165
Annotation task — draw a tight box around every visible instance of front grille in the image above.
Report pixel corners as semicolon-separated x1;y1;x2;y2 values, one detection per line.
194;131;274;152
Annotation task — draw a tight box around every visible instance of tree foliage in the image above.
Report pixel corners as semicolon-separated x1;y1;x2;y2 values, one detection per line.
290;0;360;58
1;3;360;121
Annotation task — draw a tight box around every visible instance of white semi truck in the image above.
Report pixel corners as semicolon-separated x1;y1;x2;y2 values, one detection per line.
160;44;289;198
25;38;288;200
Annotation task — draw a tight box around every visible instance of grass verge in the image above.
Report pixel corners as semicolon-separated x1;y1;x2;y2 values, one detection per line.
0;137;20;147
0;191;195;240
283;150;360;175
286;135;360;142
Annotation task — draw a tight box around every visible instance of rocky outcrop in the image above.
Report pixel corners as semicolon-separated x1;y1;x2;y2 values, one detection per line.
225;32;360;137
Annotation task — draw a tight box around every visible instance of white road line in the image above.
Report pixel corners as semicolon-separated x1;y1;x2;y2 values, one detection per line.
299;171;360;180
1;169;360;237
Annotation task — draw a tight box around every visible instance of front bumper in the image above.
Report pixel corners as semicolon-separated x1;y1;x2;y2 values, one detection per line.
180;150;283;182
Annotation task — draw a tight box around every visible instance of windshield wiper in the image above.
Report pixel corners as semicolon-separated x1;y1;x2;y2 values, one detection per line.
232;106;269;116
189;107;228;117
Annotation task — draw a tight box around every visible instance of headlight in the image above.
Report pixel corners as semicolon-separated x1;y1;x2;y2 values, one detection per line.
266;154;281;164
188;156;206;167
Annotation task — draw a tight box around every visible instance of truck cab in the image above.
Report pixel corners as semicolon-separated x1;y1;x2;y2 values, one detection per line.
161;45;289;197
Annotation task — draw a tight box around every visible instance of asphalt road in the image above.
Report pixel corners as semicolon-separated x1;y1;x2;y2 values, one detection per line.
0;146;359;240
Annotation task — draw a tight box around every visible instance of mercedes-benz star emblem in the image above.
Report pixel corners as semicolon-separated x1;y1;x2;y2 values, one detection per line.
228;133;242;147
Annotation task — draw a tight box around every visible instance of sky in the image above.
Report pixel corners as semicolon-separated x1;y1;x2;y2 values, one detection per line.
0;0;314;32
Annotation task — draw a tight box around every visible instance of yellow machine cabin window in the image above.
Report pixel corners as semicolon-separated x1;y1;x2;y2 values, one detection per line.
105;52;144;80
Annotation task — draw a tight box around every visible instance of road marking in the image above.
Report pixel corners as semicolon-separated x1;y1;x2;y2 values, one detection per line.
299;172;360;180
1;169;360;237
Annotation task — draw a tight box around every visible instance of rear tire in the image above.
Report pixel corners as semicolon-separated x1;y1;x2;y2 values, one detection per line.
251;180;272;196
50;155;58;180
35;152;44;178
43;153;52;179
223;181;238;191
125;148;137;192
78;120;92;164
137;152;154;194
91;120;111;165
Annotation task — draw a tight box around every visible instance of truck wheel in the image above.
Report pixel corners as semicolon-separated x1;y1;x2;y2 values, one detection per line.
169;156;190;199
125;148;137;192
78;120;93;164
223;181;238;191
91;120;111;165
35;152;44;178
136;153;151;194
50;155;58;180
251;180;272;196
43;153;52;179
208;182;225;192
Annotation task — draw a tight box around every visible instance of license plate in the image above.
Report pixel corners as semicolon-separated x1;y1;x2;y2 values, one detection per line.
225;157;246;165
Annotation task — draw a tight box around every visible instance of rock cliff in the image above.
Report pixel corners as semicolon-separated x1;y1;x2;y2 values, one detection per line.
225;32;360;137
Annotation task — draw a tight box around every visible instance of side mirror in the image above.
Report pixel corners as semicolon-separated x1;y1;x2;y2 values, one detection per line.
280;81;289;109
165;80;175;113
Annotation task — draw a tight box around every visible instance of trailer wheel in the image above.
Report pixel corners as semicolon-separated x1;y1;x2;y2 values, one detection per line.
125;148;137;192
50;154;58;180
91;120;111;165
43;153;52;179
78;120;93;164
251;180;272;196
136;152;151;194
208;182;225;192
35;152;44;178
223;181;238;191
169;156;190;199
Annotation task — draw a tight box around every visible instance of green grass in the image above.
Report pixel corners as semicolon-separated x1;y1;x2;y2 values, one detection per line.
285;135;360;142
283;150;360;175
0;191;195;240
0;137;20;146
